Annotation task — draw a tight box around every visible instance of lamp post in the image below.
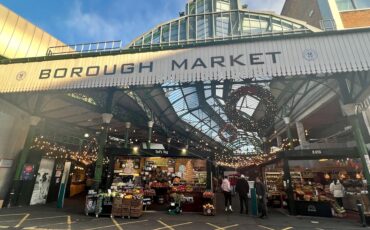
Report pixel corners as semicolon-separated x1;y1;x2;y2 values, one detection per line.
167;137;171;150
283;117;294;150
283;116;295;215
124;122;131;149
147;121;154;149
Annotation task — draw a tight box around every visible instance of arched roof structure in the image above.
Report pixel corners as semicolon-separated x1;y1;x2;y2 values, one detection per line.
128;0;319;49
126;0;320;155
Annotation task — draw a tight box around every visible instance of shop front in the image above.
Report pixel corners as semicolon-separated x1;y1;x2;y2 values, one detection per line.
261;148;368;217
84;147;216;217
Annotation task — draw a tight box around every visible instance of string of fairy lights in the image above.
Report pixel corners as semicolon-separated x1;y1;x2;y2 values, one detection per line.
31;136;99;165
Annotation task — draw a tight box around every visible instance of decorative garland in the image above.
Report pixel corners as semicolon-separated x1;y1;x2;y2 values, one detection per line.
225;85;277;133
218;123;238;143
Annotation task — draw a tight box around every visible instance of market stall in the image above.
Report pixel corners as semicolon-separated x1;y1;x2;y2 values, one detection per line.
85;147;214;217
260;148;368;217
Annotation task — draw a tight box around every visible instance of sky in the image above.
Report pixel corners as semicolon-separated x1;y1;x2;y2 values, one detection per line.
1;0;285;47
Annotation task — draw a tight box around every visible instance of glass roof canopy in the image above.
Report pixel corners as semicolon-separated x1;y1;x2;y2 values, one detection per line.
126;0;318;155
128;0;317;49
163;82;263;155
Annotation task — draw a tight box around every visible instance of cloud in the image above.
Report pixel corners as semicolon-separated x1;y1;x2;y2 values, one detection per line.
65;0;125;43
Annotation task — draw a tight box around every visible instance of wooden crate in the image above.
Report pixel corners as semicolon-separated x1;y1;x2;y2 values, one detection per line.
111;207;122;217
131;199;142;207
122;198;132;206
130;209;143;218
113;197;123;205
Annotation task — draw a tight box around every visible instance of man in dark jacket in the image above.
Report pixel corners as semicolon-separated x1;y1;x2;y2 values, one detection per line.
255;177;267;218
235;174;249;214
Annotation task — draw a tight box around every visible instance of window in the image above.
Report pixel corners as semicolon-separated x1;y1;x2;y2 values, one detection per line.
336;0;370;11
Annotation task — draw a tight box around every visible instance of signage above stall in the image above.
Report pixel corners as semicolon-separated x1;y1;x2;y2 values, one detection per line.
0;29;369;93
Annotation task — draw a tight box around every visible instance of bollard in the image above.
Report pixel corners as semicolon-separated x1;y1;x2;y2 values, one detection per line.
357;200;367;227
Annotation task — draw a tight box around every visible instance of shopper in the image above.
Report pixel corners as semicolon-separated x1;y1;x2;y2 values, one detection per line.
221;176;233;212
255;177;267;218
330;179;345;208
235;174;249;214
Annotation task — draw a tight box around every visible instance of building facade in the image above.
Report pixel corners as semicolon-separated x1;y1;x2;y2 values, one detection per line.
282;0;370;30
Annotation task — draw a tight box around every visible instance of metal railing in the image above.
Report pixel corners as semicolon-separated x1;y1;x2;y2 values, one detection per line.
46;40;122;56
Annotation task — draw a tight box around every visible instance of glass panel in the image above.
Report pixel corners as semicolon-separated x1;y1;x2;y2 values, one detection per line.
179;19;187;41
189;1;196;14
134;37;143;46
355;0;370;8
170;22;179;42
197;16;206;40
143;33;152;45
215;13;229;37
152;29;160;44
336;0;355;11
241;16;251;35
189;16;196;40
205;0;212;12
216;0;230;12
161;24;170;43
197;0;205;14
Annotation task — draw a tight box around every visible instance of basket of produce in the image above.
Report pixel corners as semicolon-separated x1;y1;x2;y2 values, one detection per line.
203;203;215;216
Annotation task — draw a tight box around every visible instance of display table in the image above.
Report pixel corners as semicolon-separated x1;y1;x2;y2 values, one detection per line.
295;200;333;217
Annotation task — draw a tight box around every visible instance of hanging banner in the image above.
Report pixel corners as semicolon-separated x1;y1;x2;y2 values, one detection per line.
0;29;369;93
57;161;71;208
30;158;55;205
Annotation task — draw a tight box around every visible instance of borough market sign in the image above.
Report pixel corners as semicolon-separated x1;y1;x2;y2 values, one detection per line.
0;29;369;93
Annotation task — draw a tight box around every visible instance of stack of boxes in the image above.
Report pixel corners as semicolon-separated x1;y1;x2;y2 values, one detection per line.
111;197;123;217
130;198;143;218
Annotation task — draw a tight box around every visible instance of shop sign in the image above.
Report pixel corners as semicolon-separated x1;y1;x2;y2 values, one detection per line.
0;159;13;168
154;150;169;155
307;205;317;213
1;29;369;93
311;150;322;155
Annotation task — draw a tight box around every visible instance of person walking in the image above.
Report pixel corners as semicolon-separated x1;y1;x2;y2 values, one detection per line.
221;176;233;212
255;177;267;218
330;179;345;208
235;174;249;215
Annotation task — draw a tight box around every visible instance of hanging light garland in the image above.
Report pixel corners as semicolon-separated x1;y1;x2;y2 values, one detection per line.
225;85;277;134
215;151;279;169
30;136;98;165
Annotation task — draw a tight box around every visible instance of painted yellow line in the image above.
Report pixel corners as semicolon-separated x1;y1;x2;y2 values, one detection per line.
153;222;192;230
281;227;293;230
207;223;222;229
67;216;72;230
0;213;26;217
258;225;275;230
27;215;68;221
223;224;239;229
206;223;239;230
84;219;148;230
111;217;123;230
15;213;30;228
157;220;175;230
0;226;9;229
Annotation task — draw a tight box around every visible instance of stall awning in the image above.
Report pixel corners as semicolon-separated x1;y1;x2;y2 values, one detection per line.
0;28;370;93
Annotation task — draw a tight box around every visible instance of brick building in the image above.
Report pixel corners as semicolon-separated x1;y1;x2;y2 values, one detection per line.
281;0;370;30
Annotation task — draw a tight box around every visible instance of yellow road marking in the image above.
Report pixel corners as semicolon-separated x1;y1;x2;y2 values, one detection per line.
206;223;239;230
15;213;30;228
258;225;275;230
85;219;148;230
0;226;9;229
111;217;123;230
154;221;192;230
157;220;175;230
0;213;26;217
67;216;72;230
282;228;293;230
